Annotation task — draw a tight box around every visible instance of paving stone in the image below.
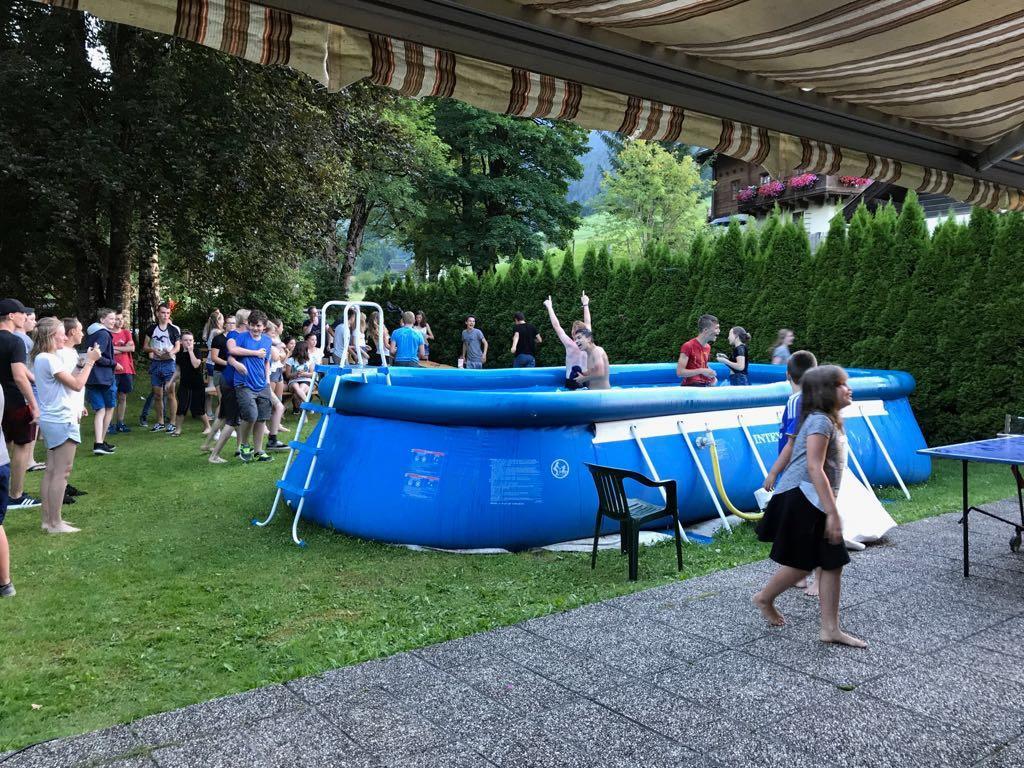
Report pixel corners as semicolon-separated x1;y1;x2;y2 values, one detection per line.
380;742;495;768
150;731;266;768
385;673;516;735
413;632;507;670
462;715;591;768
248;708;373;767
859;656;1024;743
652;649;828;728
758;688;997;768
637;588;803;647
314;686;448;758
838;588;1017;653
446;654;576;714
926;643;1024;687
538;699;701;768
739;632;911;687
694;732;815;768
98;759;158;768
978;737;1024;767
1;725;142;768
966;617;1024;661
488;630;638;695
592;681;753;750
131;685;309;745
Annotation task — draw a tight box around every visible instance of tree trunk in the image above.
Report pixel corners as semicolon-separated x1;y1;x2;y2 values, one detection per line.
137;215;161;328
107;197;134;316
340;194;370;296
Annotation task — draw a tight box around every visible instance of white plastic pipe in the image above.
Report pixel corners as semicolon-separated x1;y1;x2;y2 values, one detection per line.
858;405;911;500
629;424;690;544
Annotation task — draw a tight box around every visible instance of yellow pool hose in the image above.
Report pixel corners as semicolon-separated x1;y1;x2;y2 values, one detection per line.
707;437;764;522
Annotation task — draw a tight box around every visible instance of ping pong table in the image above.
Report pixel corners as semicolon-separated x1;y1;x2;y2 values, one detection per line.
918;436;1024;577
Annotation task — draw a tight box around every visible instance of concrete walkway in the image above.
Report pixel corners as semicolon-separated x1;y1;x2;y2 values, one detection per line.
8;504;1024;767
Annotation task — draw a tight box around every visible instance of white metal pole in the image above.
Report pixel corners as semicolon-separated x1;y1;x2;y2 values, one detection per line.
629;424;689;544
859;406;911;500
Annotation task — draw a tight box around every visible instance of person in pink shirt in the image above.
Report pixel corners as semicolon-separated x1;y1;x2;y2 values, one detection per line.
111;311;136;434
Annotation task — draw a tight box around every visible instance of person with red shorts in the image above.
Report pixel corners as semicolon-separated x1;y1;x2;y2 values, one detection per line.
0;298;41;509
677;314;720;387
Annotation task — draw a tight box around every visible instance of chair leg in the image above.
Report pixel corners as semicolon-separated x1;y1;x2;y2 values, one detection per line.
620;520;627;555
591;512;603;570
673;512;683;572
629;524;640;581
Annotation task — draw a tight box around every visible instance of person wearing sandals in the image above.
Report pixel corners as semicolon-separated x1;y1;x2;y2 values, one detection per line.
33;317;101;534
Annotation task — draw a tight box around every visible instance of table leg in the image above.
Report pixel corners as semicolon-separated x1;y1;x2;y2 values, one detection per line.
962;460;970;578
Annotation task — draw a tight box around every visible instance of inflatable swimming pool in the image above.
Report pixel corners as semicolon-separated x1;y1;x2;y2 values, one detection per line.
269;362;930;550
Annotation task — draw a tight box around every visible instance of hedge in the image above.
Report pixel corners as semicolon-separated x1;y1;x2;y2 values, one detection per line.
366;193;1024;444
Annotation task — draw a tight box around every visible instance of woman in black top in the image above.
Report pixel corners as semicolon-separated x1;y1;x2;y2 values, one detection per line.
717;326;750;386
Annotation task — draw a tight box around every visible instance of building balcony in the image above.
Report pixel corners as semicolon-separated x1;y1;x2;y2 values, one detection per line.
735;174;866;214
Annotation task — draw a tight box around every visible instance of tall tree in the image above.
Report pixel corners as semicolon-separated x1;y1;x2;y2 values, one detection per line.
596;140;707;258
409;100;586;275
803;212;849;361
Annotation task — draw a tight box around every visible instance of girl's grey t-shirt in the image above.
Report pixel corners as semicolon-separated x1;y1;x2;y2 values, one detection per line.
774;412;846;497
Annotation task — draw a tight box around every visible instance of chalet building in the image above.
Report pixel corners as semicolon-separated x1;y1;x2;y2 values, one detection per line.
704;153;970;248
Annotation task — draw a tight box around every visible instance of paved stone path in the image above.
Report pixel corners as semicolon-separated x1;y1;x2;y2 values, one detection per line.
8;505;1024;767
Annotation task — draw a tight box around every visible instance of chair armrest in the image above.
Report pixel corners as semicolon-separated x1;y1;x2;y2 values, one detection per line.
585;463;677;498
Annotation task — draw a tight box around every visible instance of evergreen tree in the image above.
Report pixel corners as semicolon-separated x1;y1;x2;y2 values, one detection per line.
891;218;959;439
554;250;580;313
623;258;655;363
841;203;877;356
968;212;1024;435
749;220;811;360
803;212;848;361
595;261;633;361
685;230;713;328
702;219;746;329
641;251;691;360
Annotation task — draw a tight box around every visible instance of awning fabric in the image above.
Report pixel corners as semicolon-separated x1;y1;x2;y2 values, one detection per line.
35;0;1024;211
520;0;1024;149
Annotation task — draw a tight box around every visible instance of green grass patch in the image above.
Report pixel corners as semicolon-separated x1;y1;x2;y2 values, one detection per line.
0;405;1012;750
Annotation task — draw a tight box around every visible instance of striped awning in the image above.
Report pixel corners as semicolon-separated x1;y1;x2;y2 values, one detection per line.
520;0;1024;150
34;0;1024;210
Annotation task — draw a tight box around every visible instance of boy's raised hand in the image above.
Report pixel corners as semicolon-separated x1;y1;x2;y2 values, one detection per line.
580;291;589;307
543;296;552;309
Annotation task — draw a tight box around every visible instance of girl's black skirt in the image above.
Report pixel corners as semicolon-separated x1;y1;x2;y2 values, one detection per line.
755;487;850;572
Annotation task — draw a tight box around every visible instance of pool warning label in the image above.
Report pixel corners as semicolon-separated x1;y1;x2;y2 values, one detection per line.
403;449;445;500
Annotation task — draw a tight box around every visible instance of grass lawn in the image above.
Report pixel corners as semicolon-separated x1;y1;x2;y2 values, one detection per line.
0;399;1014;751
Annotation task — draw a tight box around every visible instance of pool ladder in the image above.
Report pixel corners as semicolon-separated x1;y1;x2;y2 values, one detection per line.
252;366;342;546
253;300;393;546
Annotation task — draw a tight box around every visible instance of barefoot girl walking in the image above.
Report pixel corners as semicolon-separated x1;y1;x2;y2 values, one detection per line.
752;365;866;648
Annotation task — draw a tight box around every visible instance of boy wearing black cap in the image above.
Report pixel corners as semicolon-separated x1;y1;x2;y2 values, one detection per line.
0;298;41;509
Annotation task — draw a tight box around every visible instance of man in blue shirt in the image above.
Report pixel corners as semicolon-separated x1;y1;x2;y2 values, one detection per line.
390;311;425;367
231;309;273;463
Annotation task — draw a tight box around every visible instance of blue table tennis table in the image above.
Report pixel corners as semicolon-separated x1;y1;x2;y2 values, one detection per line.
919;436;1024;576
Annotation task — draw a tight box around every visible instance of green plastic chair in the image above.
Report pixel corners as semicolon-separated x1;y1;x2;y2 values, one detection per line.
584;463;683;581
